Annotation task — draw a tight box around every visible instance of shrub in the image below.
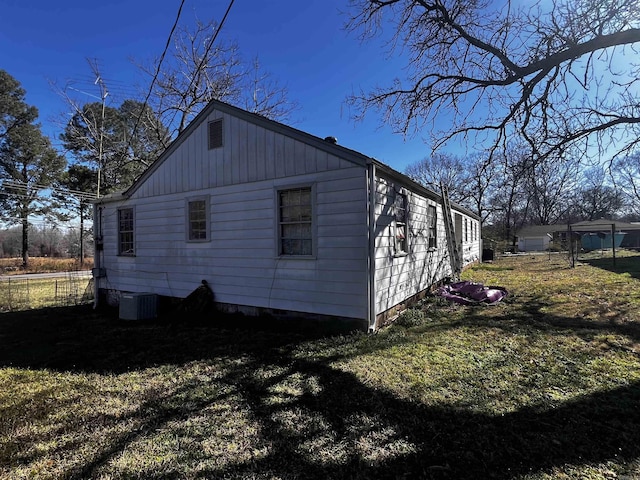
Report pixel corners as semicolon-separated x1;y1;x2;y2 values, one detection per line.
395;308;427;327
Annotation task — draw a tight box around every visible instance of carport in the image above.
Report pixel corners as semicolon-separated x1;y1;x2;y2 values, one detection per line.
568;220;640;267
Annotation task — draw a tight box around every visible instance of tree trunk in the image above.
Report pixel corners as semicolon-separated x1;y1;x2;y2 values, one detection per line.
79;202;84;261
21;216;29;269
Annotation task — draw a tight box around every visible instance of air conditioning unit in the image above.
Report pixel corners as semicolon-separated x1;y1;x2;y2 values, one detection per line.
119;292;158;321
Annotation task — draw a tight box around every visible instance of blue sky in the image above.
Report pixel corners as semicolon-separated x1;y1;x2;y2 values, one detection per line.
0;0;442;173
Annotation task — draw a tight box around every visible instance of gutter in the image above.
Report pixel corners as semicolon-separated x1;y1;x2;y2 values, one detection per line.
367;161;377;332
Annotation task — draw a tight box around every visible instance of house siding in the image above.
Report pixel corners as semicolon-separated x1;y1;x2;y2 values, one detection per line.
131;111;356;198
95;100;483;331
373;173;480;316
96;108;369;321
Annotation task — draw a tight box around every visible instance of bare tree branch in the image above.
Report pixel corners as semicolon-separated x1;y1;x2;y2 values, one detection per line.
346;0;640;161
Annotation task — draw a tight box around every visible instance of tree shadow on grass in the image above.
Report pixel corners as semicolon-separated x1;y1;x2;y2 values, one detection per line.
200;355;640;480
1;305;640;479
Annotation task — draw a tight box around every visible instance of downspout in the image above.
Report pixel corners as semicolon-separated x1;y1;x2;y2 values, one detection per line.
367;161;377;332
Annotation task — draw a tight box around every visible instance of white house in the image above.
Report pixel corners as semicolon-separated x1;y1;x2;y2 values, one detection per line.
93;100;481;331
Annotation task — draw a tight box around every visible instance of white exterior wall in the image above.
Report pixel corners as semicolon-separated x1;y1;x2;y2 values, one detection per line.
96;108;369;321
517;236;550;251
95;102;483;327
373;174;480;315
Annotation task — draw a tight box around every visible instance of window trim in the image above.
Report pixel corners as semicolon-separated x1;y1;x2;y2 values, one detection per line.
117;207;135;256
186;195;210;243
275;184;316;258
394;189;410;256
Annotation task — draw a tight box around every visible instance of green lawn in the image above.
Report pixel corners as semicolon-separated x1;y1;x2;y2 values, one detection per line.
1;253;639;479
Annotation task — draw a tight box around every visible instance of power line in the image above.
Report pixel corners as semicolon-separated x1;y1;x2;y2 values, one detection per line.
125;0;187;157
2;180;97;201
166;0;236;133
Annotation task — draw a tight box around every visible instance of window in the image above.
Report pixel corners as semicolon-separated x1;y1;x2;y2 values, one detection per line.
464;218;468;243
187;197;209;241
278;187;313;256
427;205;437;249
208;119;223;149
394;191;409;254
118;208;134;256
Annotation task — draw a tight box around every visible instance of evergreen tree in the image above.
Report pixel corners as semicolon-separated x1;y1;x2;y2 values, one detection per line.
0;69;37;143
0;122;66;267
60;100;170;194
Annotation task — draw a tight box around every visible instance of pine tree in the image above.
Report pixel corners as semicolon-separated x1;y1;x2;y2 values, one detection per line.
0;71;66;268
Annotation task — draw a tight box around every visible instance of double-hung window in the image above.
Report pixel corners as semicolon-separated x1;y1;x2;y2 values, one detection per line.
427;204;437;249
187;197;209;241
394;191;409;254
278;187;313;256
118;207;135;256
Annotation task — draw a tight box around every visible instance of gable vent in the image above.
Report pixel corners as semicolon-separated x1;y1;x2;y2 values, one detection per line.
208;119;223;149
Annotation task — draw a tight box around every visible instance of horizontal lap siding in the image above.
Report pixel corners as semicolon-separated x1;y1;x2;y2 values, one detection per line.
98;165;368;320
373;175;479;315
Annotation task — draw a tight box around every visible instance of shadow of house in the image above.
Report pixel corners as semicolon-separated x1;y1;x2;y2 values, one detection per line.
1;305;639;479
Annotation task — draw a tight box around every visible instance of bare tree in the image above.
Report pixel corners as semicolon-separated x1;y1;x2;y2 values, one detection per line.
463;152;498;224
139;19;299;137
140;18;244;136
404;152;468;201
525;152;580;224
487;146;531;241
346;0;640;161
613;152;640;214
242;57;300;123
574;166;624;220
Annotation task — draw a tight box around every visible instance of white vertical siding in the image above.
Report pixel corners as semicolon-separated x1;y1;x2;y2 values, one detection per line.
131;109;367;199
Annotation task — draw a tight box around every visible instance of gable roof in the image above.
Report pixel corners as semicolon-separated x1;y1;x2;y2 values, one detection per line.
125;99;370;197
106;99;478;220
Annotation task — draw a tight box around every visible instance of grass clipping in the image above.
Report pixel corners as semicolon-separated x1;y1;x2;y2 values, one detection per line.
1;253;640;479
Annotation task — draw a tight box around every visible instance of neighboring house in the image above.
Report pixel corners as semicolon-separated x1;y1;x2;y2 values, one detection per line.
93;100;481;331
516;225;567;252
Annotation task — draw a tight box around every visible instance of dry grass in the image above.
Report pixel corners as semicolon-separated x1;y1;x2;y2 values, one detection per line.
1;252;639;479
0;257;92;275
